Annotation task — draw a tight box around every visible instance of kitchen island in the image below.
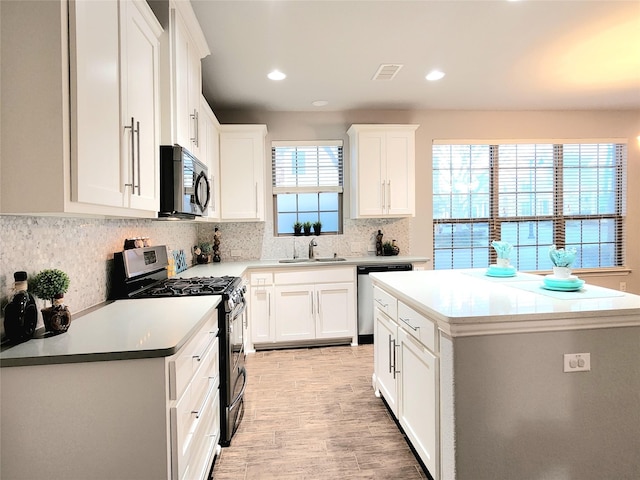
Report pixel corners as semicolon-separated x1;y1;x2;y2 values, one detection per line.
370;269;640;480
1;296;221;480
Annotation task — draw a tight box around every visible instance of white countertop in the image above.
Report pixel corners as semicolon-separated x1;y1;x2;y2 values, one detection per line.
0;296;220;367
0;255;428;367
177;255;429;278
371;269;640;336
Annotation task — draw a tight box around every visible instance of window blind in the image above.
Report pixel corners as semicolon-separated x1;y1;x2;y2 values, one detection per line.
272;141;343;193
432;140;627;271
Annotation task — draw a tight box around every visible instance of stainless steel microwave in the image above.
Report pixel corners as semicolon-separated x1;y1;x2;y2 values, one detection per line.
159;145;210;219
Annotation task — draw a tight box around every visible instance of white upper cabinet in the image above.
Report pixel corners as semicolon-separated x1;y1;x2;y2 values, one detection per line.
0;0;162;217
219;125;268;221
120;0;162;211
168;1;209;155
348;124;419;218
198;96;221;221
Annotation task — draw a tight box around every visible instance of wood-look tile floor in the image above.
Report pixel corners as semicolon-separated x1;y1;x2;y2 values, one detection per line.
212;344;428;480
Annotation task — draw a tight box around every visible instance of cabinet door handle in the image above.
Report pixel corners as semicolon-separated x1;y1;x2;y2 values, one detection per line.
124;116;136;193
381;181;385;211
190;109;199;147
268;291;271;317
399;316;420;331
387;179;391;210
316;291;320;317
195;110;199;147
388;334;393;374
192;381;215;419
310;291;314;316
255;182;259;216
211;175;215;211
392;339;400;378
136;120;141;195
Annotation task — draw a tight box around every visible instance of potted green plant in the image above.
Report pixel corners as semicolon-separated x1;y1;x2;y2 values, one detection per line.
293;221;303;236
382;241;395;256
302;221;312;235
312;221;322;235
31;268;71;334
195;242;213;263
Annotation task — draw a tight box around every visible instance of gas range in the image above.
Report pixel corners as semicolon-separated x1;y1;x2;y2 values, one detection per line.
134;275;245;313
141;276;237;297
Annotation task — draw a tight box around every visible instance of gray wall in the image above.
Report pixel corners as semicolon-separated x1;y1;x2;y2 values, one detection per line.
451;327;640;480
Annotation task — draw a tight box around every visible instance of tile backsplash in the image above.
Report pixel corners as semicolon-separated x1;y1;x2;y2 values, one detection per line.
1;214;412;333
0;216;198;322
198;217;412;261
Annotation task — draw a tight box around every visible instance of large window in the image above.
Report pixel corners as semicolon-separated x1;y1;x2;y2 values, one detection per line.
272;141;343;235
433;140;627;271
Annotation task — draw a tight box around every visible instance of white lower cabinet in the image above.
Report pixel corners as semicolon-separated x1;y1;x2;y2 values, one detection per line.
168;311;221;480
374;307;399;416
274;284;317;342
0;308;220;480
398;328;438;478
373;289;440;479
249;267;357;350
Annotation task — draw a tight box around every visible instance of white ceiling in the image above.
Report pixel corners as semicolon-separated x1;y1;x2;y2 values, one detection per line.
191;0;640;113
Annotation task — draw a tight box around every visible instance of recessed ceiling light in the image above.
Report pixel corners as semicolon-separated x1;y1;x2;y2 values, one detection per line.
267;70;286;81
426;70;446;81
312;100;328;107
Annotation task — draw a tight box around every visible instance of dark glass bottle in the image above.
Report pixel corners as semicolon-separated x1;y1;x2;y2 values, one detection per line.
3;271;38;343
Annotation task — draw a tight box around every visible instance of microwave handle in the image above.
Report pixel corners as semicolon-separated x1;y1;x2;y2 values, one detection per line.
195;171;210;211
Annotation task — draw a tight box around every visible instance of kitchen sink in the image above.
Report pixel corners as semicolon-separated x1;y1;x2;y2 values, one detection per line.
278;257;347;263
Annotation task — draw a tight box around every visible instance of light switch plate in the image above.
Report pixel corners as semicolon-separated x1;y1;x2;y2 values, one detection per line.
563;353;591;372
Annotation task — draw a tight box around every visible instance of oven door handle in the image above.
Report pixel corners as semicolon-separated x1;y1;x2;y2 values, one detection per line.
229;366;247;409
230;300;246;320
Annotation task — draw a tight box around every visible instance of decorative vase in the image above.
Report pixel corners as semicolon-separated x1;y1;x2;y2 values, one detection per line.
497;258;510;268
196;253;209;264
42;294;71;334
553;266;572;279
313;226;321;235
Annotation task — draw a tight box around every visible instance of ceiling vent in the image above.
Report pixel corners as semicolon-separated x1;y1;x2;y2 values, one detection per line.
372;64;403;81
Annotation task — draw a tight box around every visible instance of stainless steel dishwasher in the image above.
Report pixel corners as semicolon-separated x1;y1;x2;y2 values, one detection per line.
357;263;413;343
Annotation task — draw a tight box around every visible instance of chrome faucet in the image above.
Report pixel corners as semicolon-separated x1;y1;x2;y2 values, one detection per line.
308;238;318;259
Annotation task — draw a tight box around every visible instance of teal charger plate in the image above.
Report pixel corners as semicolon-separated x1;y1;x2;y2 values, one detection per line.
542;275;585;291
486;265;517;277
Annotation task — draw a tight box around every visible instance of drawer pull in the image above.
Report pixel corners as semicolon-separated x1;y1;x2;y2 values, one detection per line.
399;317;420;331
193;333;216;362
192;381;216;419
375;298;388;308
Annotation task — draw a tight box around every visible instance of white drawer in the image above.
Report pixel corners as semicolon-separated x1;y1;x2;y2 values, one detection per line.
171;377;220;480
274;266;354;285
169;313;218;401
398;301;436;352
250;271;273;286
373;286;397;320
181;389;220;480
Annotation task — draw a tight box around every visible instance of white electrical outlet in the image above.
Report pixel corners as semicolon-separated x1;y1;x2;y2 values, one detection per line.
367;245;376;253
231;250;242;257
563;353;591;373
620;282;627;292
